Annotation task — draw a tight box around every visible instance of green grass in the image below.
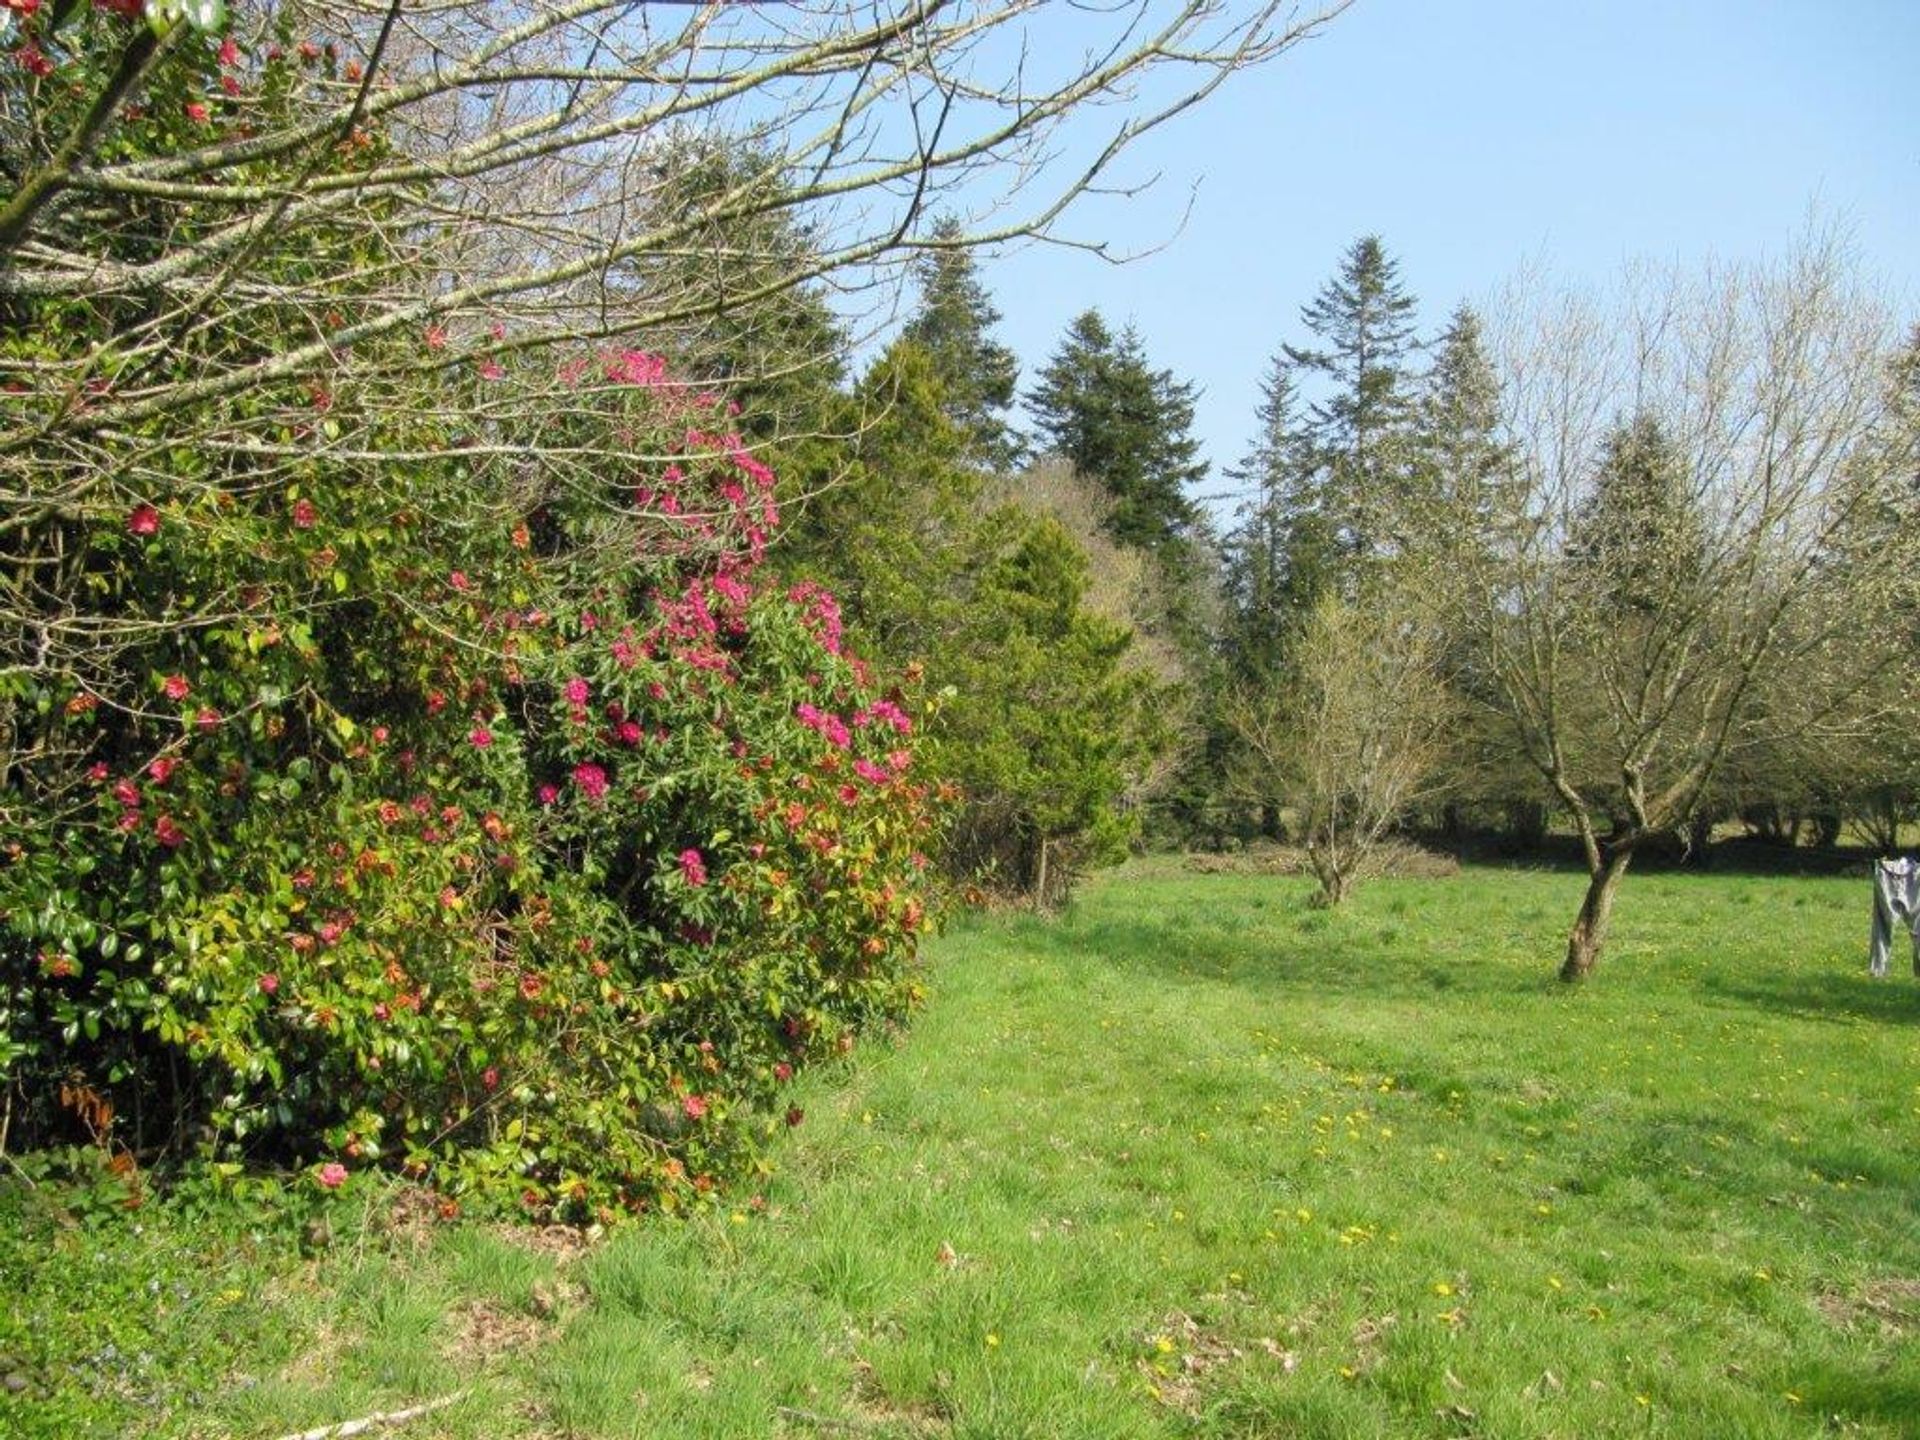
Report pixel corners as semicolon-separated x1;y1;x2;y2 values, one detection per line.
5;859;1917;1437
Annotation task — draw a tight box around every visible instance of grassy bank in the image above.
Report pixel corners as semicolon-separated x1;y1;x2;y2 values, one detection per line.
5;860;1917;1437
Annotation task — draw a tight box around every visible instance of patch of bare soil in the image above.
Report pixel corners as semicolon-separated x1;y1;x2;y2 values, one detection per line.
1814;1277;1920;1336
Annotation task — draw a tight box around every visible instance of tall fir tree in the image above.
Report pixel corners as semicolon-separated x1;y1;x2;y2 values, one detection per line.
1221;356;1325;682
901;217;1023;471
1025;310;1208;560
1282;235;1423;576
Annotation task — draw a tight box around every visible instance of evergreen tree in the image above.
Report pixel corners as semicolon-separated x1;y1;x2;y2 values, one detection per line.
1025;310;1207;558
1566;412;1704;614
1283;235;1423;572
1221;356;1323;681
1418;303;1517;559
901;217;1022;471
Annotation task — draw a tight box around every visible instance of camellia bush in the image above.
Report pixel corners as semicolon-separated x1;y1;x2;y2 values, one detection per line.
0;346;942;1221
0;1;945;1219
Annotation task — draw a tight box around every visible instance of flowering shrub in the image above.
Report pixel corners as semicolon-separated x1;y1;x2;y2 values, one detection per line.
0;342;942;1219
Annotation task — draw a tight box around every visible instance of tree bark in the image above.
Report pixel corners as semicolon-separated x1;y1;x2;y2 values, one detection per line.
1561;846;1633;982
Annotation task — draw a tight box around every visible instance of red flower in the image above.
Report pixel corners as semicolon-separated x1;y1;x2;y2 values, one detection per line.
127;503;160;536
563;675;590;706
572;762;608;802
426;690;447;714
678;848;708;887
773;1062;793;1083
291;497;318;528
162;674;190;701
218;35;240;66
258;973;279;995
425;326;447;351
148;757;177;785
482;1066;499;1091
786;1106;805;1128
682;1094;708;1120
518;973;543;1001
536;783;559;806
15;43;53;78
195;706;221;732
448;571;471;592
153;815;186;848
87;762;110;783
184;101;210;124
113;779;140;808
468;726;492;748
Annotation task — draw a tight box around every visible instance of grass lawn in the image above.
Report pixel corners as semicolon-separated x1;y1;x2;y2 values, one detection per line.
5;859;1918;1438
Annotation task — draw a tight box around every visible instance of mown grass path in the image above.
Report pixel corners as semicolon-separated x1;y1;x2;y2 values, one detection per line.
9;862;1920;1437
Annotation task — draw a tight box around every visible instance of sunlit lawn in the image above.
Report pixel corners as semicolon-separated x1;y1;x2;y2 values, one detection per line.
5;858;1917;1437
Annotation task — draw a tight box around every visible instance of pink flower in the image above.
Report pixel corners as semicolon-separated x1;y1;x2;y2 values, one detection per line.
291;497;318;529
536;783;559;806
853;758;889;786
148;757;177;785
127;503;160;536
153;814;186;848
87;762;110;783
448;571;471;592
682;1093;708;1120
479;359;505;381
258;973;279;995
113;779;140;808
838;784;859;806
184;101;210;124
218;35;240;66
563;676;589;706
425;326;447;351
315;1162;348;1190
15;42;53;78
678;848;708;887
468;726;492;748
195;706;222;732
482;1066;499;1091
572;762;608;802
161;674;190;702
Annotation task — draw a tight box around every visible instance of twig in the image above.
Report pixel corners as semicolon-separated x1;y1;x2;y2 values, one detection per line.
269;1391;467;1440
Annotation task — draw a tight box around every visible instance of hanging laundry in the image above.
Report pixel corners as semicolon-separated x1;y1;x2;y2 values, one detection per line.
1868;857;1920;978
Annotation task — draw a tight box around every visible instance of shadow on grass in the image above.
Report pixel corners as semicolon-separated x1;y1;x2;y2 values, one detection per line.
1699;969;1920;1028
1029;907;1558;1009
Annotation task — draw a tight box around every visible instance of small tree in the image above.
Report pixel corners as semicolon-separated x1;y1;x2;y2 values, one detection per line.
1228;577;1451;905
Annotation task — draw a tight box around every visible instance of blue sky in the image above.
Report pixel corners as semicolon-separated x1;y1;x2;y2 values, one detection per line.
964;0;1919;513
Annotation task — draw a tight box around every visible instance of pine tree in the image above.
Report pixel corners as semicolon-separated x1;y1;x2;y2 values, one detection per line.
901;217;1022;471
1283;235;1422;571
1417;303;1519;567
1221;357;1321;681
1025;310;1207;558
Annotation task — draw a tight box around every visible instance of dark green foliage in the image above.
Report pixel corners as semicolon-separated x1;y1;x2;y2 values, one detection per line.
1282;235;1423;573
901;217;1023;471
1025;310;1207;558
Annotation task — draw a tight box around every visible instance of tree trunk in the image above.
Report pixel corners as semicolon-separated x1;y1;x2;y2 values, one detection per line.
1561;846;1633;982
1034;835;1050;914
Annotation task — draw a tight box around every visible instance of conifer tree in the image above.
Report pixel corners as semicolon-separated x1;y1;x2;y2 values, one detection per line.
1025;310;1207;559
901;217;1023;471
1282;235;1423;574
1221;356;1322;681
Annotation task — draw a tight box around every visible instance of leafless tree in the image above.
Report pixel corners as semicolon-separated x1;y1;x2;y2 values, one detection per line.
1228;577;1452;905
1461;234;1919;980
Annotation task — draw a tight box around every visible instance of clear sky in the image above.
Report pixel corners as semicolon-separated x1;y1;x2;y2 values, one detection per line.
967;0;1919;514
